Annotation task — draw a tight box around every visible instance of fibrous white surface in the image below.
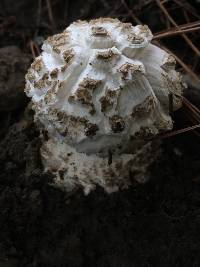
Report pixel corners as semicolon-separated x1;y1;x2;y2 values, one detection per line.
25;18;184;193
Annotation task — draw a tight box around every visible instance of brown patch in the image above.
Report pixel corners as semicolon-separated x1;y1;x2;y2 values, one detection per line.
161;55;176;70
34;79;45;89
91;26;109;36
99;96;112;112
61;65;68;72
138;25;150;34
56;110;68;121
52;47;61;54
120;23;132;31
50;68;59;79
44;81;58;103
60;49;74;72
42;73;49;80
135;126;155;138
25;70;35;83
84;123;99;137
62;49;74;63
33;72;50;89
99;89;119;112
31;58;44;72
132;95;156;117
46;32;70;50
154;118;172;132
161;71;183;98
71;116;88;126
58;81;65;89
49;110;98;138
53;32;68;42
109;115;125;133
118;63;143;79
97;49;118;60
127;33;144;44
68;78;101;114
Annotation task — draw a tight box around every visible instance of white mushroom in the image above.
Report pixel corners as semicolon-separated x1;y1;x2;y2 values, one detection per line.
25;18;184;194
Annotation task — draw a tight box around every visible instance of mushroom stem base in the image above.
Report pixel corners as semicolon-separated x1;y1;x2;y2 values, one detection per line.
41;138;161;194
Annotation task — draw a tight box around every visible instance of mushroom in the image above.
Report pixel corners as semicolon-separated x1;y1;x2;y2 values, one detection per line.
25;18;184;194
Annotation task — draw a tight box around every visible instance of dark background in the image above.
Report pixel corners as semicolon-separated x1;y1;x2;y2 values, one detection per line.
0;1;200;266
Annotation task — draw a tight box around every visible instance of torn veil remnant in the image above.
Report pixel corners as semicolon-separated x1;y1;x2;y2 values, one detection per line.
25;18;184;194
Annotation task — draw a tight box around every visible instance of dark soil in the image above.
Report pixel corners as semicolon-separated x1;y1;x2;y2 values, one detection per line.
0;1;200;266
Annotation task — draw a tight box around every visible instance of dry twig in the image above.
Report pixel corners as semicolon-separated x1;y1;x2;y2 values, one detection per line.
45;0;56;32
160;124;200;139
29;40;40;59
154;20;200;39
155;0;200;57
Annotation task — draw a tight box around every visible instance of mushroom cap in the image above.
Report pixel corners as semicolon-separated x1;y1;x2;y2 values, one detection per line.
25;18;183;155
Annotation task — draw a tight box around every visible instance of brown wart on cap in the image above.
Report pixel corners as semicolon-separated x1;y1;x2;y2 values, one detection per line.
50;68;59;79
68;78;101;114
62;49;75;64
118;62;144;79
97;49;119;60
99;88;120;112
31;58;44;72
127;33;144;44
25;70;35;83
109;115;125;133
132;95;156;117
91;26;109;36
84;123;99;137
45;31;70;51
51;112;99;138
161;55;176;70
